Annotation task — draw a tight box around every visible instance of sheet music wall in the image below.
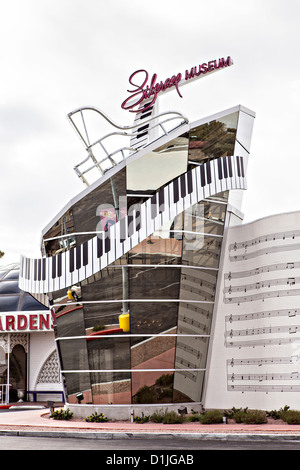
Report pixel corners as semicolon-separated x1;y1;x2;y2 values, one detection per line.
204;210;300;410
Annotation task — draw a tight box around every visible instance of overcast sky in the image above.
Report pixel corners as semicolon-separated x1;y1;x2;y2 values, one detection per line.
1;0;300;265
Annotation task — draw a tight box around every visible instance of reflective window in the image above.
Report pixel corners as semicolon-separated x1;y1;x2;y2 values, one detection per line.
20;295;48;311
0;296;19;312
0;281;20;294
188;112;238;164
2;270;19;280
127;136;188;192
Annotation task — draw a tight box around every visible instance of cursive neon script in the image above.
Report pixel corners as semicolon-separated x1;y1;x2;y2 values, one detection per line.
121;57;232;113
121;69;182;113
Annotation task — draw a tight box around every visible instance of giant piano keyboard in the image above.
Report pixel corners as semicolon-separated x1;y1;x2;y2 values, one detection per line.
19;155;246;294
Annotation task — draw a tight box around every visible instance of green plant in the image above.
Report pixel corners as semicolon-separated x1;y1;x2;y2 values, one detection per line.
155;374;173;387
223;406;248;420
281;409;300;424
150;409;165;423
85;411;108;423
50;408;73;420
199;409;224;424
150;409;185;424
135;412;150;423
232;409;248;423
186;413;201;422
266;409;282;420
92;324;105;332
242;409;267;424
134;385;156;404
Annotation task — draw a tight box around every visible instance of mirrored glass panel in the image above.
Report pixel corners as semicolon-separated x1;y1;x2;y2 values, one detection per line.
127;136;189;192
188;112;238;164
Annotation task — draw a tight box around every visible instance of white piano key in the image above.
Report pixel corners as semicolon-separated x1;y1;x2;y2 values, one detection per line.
212;160;222;195
78;246;87;283
130;210;140;249
168;182;177;220
114;220;123;261
161;185;170;225
176;179;184;216
194;166;204;202
145;198;155;237
190;168;198;205
65;250;72;288
182;173;191;211
138;201;147;241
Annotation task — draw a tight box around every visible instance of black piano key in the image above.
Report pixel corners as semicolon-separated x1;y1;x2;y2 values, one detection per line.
83;241;88;266
240;157;245;177
158;188;165;213
200;164;206;187
151;193;157;219
38;259;42;281
42;258;46;281
26;260;30;280
180;174;186;198
205;161;212;184
128;213;134;237
104;233;110;253
57;253;62;277
135;205;142;231
69;248;75;272
52;256;56;279
76;245;81;270
120;217;126;243
222;157;228;178
173;179;179;202
227;156;233;177
34;260;37;281
97;234;103;258
236;156;241;177
187;171;193;194
140;111;152;120
217;158;223;179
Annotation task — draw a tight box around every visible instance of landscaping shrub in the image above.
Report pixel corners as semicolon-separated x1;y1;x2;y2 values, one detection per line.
281;409;300;425
199;409;224;424
224;407;248;420
50;408;73;420
155;374;173;387
150;409;185;424
134;385;156;404
85;411;108;423
135;413;150;423
186;413;201;422
242;409;267;424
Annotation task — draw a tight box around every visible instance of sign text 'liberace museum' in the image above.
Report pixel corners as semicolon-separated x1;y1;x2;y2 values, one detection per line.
121;56;232;112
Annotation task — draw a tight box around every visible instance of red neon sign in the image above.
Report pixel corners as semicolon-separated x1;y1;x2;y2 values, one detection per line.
121;57;232;113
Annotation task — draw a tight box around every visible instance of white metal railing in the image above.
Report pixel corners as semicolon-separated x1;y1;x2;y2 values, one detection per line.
67;106;189;186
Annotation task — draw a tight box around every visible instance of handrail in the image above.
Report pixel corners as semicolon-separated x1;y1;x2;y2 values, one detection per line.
67;106;188;147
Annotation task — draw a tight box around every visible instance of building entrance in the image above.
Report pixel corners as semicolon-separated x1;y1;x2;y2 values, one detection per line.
9;344;27;402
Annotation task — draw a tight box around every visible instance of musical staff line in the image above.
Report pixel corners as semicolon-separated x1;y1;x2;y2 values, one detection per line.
225;262;298;281
229;244;300;262
229;230;300;252
227;356;300;367
225;308;300;324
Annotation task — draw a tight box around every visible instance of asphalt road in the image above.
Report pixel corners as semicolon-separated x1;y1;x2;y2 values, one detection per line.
1;435;300;451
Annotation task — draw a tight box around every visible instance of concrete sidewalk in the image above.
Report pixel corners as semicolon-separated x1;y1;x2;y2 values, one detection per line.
1;405;300;442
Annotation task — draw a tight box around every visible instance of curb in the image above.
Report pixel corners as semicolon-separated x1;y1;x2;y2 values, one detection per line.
1;429;300;442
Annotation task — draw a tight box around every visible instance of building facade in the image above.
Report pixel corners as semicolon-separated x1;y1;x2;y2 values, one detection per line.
204;210;300;411
19;104;255;407
0;263;63;403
